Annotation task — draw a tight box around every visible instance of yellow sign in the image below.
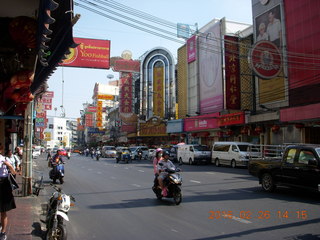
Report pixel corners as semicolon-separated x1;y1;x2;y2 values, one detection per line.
97;95;114;100
153;66;164;118
44;132;51;141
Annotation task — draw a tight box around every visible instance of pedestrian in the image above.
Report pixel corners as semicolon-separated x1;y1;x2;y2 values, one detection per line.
0;148;17;240
5;150;20;177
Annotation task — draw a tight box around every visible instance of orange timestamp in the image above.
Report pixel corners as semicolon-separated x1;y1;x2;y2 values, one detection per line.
208;210;308;220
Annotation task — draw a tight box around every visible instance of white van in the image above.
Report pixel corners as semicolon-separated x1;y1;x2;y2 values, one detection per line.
177;144;211;165
211;142;259;168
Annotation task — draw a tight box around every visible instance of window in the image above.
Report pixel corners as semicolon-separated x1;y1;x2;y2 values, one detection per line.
231;145;238;152
214;144;230;152
49;124;54;129
285;149;296;163
298;150;315;164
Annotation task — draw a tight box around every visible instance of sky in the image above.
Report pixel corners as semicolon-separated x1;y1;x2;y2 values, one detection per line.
46;0;253;119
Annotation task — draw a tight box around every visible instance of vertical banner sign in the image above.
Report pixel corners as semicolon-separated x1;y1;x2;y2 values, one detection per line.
85;113;93;127
153;67;164;118
96;101;103;128
120;73;133;113
225;36;240;109
198;21;223;114
187;35;197;63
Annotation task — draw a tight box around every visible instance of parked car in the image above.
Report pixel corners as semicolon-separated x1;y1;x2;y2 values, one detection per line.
129;146;149;160
102;146;117;158
177;144;211;165
248;144;320;193
211;142;260;168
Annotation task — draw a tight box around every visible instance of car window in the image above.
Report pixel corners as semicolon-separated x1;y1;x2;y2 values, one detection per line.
285;149;296;164
231;145;238;151
194;145;209;151
214;144;230;152
298;150;315;164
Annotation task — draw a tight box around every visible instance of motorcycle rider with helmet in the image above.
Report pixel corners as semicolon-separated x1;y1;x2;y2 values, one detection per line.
50;150;65;184
157;150;175;197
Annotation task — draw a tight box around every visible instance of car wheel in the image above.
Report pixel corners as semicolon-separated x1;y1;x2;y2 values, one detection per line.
215;158;220;167
261;173;276;192
231;160;236;168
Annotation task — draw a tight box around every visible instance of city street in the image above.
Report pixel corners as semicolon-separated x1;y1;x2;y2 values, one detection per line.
36;154;320;240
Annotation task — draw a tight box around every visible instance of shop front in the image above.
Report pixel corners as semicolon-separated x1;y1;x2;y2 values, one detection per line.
138;117;168;146
166;119;183;145
184;113;220;146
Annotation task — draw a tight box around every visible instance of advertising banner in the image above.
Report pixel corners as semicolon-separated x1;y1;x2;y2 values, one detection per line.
225;36;240;109
218;112;245;127
61;38;111;69
87;106;97;112
153;66;164;118
119;73;133;113
85;113;93;127
97;95;114;100
187;35;197;63
198;21;223;113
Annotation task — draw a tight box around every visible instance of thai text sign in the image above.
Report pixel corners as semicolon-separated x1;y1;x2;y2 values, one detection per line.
61;38;111;69
184;113;219;131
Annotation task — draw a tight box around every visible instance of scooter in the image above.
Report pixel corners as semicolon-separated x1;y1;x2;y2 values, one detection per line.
49;163;65;184
96;149;101;161
45;184;75;240
152;164;183;205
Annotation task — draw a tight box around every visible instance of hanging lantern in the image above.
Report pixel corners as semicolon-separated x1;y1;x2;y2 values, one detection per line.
295;123;304;129
254;126;264;134
271;125;280;133
226;129;234;136
241;126;249;135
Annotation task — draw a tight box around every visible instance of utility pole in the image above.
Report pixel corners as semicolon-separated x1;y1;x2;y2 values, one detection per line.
22;100;34;196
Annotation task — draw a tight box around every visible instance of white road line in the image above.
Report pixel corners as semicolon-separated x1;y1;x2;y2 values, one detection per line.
171;229;179;233
206;172;215;175
190;180;201;184
131;184;141;188
222;215;252;224
138;170;145;172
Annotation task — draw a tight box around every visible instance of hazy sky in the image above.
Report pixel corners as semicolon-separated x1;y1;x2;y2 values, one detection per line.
47;0;253;119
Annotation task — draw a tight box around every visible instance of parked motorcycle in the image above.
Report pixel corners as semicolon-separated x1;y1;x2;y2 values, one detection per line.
49;163;65;184
152;164;183;205
45;184;75;240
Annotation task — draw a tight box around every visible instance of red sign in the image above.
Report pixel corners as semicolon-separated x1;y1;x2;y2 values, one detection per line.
113;59;140;72
250;40;282;79
61;38;111;69
184;113;220;132
225;36;240;110
119;73;133;113
87;106;97;112
187;35;197;63
218;112;245;127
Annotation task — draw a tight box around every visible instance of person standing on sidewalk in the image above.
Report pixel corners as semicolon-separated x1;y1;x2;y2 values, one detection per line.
5;150;20;177
0;148;17;240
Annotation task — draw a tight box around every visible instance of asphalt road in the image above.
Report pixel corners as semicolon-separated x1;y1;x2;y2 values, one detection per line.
35;154;320;240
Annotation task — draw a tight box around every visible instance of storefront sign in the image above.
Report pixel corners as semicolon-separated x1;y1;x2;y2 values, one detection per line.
184;113;219;131
187;35;197;63
113;59;140;72
218;112;245;127
120;73;133;113
167;119;183;133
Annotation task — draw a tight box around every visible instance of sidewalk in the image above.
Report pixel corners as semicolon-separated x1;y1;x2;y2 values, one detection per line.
6;156;48;240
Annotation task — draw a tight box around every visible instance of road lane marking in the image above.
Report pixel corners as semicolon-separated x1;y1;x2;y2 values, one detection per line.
206;172;215;175
171;229;179;233
138;170;145;172
131;184;141;188
190;180;201;184
222;215;252;224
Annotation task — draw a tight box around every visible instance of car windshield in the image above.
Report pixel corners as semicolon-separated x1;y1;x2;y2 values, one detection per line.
238;145;250;152
194;145;209;151
105;147;115;150
315;148;320;157
129;147;138;152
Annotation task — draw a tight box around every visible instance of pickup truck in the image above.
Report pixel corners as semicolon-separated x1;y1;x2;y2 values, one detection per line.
248;144;320;193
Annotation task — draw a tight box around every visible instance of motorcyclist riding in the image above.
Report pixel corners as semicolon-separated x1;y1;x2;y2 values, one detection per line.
157;150;175;197
50;150;65;184
153;148;162;186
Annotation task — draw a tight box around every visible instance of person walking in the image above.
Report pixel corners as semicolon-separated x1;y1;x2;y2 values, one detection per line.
0;148;17;240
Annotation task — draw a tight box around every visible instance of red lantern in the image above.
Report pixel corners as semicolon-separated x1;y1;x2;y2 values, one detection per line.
255;126;263;134
271;125;280;133
204;132;210;137
241;126;249;135
191;132;197;137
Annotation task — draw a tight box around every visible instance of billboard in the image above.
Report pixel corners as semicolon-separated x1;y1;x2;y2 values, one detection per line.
119;72;133;113
113;59;140;72
153;66;164;118
198;21;223;113
61;38;110;69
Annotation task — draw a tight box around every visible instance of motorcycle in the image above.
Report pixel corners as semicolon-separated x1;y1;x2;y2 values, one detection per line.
96;149;101;161
49;163;65;184
45;184;75;240
152;164;183;205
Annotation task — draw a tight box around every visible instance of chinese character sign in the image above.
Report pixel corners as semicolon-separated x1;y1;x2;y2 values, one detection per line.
153;67;164;118
225;36;240;110
119;73;133;113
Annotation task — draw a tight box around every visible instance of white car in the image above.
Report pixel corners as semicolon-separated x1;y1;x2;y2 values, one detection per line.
32;149;41;158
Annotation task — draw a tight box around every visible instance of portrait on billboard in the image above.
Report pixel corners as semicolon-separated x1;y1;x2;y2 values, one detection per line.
255;5;282;47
